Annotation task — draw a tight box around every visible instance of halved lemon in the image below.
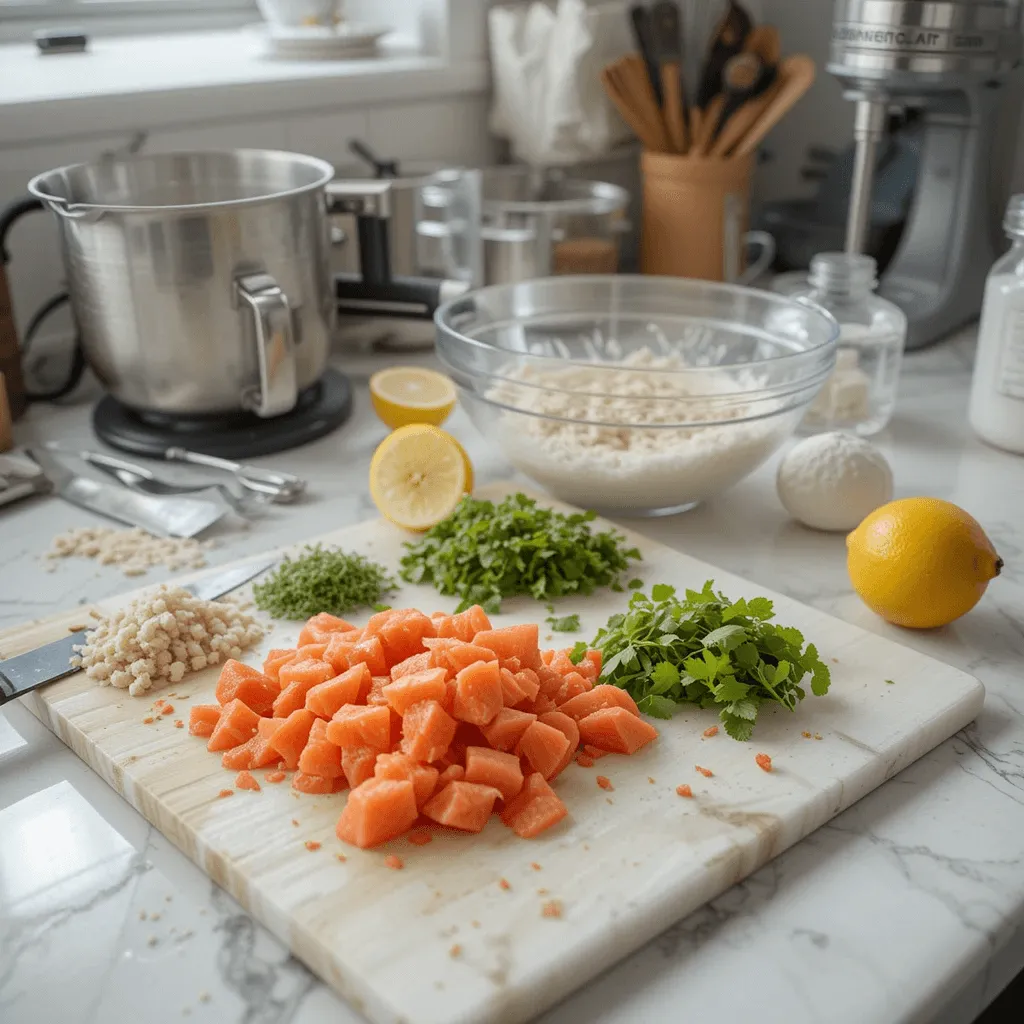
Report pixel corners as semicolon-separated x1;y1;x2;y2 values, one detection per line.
370;425;469;531
369;366;457;430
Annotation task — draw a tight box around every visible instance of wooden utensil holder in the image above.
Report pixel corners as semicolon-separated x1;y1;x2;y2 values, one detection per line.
640;151;754;281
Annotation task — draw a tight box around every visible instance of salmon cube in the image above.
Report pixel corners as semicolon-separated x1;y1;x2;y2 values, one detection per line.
262;648;297;683
298;720;344;778
374;752;439;809
575;649;602;682
215;659;278;716
513;668;541;702
298;613;357;647
207;699;261;752
327;704;391;752
453;660;503;726
341;746;379;789
481;708;537;752
473;624;541;670
222;731;280;771
517;719;571;780
422;781;502;833
499;667;529;708
305;663;372;719
336;778;418;848
558;684;640;722
436;764;465;786
382;668;448;716
348;635;387;676
464;746;524;801
401;700;457;763
293;643;329;663
375;610;437;669
538;711;580;779
266;709;317;770
578;706;659;754
536;665;565;699
527;694;558;717
390;651;433;680
188;704;222;738
293;771;346;795
500;656;522;674
324;633;356;673
366;676;390;706
434;605;492;642
553;671;592;707
499;773;568;838
274;659;335;716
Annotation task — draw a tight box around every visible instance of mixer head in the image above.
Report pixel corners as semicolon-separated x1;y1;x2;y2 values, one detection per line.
829;0;1023;96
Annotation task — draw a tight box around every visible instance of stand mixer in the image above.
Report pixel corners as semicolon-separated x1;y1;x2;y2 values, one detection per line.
829;0;1023;348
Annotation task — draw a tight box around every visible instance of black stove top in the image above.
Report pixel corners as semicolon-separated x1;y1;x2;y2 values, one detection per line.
93;368;353;459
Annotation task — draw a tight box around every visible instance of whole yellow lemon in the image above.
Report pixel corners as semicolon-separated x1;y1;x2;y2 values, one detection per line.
846;497;1002;629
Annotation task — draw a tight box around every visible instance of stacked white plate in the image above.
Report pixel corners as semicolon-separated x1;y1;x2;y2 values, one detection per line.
251;22;390;60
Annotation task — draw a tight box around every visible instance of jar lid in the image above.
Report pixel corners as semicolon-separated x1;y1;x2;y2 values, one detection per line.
1004;194;1024;237
808;252;878;295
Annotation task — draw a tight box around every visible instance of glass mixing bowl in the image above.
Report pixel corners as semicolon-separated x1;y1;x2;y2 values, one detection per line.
435;276;839;516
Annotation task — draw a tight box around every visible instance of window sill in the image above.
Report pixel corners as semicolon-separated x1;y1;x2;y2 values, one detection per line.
0;30;490;146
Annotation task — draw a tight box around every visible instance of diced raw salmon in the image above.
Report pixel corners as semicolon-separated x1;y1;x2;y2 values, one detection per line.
341;746;379;789
453;660;503;726
517;719;571;780
336;778;418;848
274;659;335;716
293;643;329;662
298;719;344;778
366;675;390;706
401;700;457;763
222;731;280;771
500;656;522;674
298;613;356;647
215;659;278;716
481;708;537;752
548;649;577;677
305;664;372;719
575;650;601;682
293;771;346;795
436;764;465;786
348;635;387;676
327;704;392;752
422;781;502;833
188;704;222;738
527;694;558;717
207;699;261;753
553;671;591;707
558;684;641;722
235;770;260;792
499;773;568;838
435;605;492;642
464;746;524;801
375;610;436;669
324;633;356;673
513;668;541;702
382;668;448;716
262;648;297;683
538;711;580;779
374;752;439;809
536;665;565;700
266;708;316;770
499;667;529;708
473;624;541;671
578;707;658;754
390;651;433;680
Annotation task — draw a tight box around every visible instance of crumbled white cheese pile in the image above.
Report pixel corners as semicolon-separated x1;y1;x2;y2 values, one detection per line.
487;347;787;510
71;586;264;696
45;527;213;577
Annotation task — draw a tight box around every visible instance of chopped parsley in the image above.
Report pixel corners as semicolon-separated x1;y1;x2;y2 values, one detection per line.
591;581;832;740
546;612;581;633
399;493;641;614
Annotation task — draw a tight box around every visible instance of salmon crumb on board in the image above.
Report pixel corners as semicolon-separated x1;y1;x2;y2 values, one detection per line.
703;725;719;738
217;789;233;799
541;899;563;919
384;854;404;870
291;819;300;827
695;765;713;778
449;944;462;958
596;775;614;791
537;887;549;895
676;784;694;798
407;829;434;847
531;862;542;871
755;753;773;773
336;854;347;863
235;770;260;792
499;878;511;890
161;704;175;715
174;720;184;729
305;841;322;852
143;717;155;725
648;776;656;784
575;752;595;768
265;771;287;784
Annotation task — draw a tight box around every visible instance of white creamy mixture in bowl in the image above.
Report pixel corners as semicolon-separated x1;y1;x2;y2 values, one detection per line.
436;276;838;515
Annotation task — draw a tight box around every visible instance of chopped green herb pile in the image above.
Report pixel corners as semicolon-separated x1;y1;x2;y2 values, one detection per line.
399;493;641;614
591;581;831;740
253;545;396;620
546;612;581;633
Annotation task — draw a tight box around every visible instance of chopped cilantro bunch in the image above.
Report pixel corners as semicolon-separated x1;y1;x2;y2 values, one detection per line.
253;545;396;620
586;581;831;740
399;493;641;614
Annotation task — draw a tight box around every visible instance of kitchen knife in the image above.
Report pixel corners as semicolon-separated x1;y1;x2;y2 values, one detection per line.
0;556;276;706
26;446;225;539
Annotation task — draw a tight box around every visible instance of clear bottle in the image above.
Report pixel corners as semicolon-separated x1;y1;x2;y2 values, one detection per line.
795;252;907;437
969;195;1024;455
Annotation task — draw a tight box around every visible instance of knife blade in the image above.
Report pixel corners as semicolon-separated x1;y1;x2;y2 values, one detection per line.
0;556;276;705
26;447;225;539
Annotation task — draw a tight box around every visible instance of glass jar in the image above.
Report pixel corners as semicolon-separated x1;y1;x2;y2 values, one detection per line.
794;253;907;436
968;195;1024;455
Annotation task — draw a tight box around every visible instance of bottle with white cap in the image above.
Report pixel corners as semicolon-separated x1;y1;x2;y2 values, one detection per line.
969;195;1024;455
794;252;907;437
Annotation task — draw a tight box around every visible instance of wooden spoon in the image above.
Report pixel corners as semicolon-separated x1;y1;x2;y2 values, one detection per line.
661;61;688;153
601;57;671;152
733;54;816;158
743;24;782;67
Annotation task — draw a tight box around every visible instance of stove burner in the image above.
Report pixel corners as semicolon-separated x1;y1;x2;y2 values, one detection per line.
93;369;353;459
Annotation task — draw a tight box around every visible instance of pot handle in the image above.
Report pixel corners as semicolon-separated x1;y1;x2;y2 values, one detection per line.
235;272;297;418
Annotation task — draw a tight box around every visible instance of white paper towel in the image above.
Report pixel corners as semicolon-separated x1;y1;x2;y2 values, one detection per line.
488;0;633;166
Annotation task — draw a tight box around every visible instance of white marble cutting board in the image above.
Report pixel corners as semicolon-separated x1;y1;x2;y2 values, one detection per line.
0;485;984;1024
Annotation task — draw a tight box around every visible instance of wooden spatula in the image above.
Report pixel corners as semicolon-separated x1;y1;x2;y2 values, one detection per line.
733;54;816;158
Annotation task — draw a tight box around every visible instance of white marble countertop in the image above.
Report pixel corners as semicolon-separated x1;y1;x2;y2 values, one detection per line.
2;330;1023;1024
